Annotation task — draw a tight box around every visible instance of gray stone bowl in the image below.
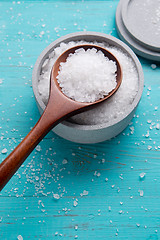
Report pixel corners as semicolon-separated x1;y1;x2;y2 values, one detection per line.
32;32;144;144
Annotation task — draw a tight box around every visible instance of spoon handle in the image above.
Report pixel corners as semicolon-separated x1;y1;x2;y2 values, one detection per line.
0;87;79;191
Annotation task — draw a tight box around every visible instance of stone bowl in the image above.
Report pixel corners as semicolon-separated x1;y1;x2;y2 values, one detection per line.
32;32;144;143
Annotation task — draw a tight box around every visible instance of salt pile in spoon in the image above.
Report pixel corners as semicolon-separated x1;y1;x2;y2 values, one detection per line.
56;47;117;102
38;41;138;125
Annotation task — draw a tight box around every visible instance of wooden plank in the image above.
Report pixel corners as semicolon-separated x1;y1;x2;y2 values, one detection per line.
0;0;160;239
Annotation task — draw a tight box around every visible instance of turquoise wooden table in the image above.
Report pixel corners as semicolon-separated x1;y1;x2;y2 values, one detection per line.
0;0;160;239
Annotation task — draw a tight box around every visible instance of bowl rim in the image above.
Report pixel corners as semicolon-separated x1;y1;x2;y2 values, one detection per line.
32;31;144;131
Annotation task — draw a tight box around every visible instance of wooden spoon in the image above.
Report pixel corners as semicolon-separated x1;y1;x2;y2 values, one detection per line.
0;44;122;191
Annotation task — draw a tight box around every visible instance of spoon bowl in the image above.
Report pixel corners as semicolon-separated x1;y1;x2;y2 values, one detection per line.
0;44;122;191
52;44;122;105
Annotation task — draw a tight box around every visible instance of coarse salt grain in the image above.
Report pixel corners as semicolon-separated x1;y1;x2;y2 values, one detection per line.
62;159;68;164
1;148;7;154
53;193;60;200
74;225;78;230
139;172;146;179
156;123;160;130
57;48;117;102
36;145;42;152
151;64;157;69
139;190;144;197
80;190;89;196
17;235;23;240
73;200;78;207
38;41;139;125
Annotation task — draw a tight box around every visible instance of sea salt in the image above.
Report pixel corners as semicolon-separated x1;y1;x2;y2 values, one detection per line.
151;64;157;69
139;190;144;197
57;48;117;102
36;145;42;152
17;235;23;240
62;159;68;164
139;172;146;180
80;190;89;196
38;41;139;125
156;123;160;130
73;200;78;207
53;193;60;200
74;225;78;230
1;148;7;154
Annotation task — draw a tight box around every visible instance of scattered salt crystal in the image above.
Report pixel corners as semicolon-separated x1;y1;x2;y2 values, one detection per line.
53;193;60;200
105;178;108;182
1;148;7;154
145;131;150;138
139;190;144;197
17;235;23;240
147;120;152;124
136;223;140;227
108;206;111;211
101;158;105;163
139;172;146;179
94;171;101;177
36;145;42;152
35;176;39;181
148;145;152;150
62;159;68;164
73;200;78;207
151;64;157;69
80;190;88;196
40;31;45;35
119;210;123;214
156;123;160;130
74;225;78;230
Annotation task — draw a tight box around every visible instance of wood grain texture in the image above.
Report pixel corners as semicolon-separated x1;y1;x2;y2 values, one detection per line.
0;0;160;239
